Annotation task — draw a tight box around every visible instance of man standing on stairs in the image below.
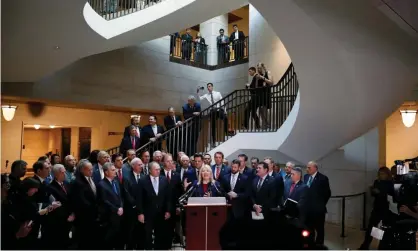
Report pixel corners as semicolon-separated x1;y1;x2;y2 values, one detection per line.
197;83;228;148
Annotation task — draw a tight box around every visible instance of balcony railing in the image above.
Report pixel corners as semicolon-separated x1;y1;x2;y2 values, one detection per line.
106;63;298;159
88;0;166;20
170;36;249;69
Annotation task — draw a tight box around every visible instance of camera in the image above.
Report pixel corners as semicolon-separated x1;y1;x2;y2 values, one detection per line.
196;86;204;93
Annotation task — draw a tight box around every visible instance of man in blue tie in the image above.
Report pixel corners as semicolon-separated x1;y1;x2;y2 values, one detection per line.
303;161;331;247
97;162;124;249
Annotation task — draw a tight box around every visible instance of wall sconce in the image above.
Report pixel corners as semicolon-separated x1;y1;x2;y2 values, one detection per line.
400;110;417;128
34;124;41;130
1;105;18;121
49;125;55;128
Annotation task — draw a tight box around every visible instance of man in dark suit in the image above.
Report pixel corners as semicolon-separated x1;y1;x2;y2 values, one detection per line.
238;154;256;181
138;162;172;250
217;28;230;64
164;107;183;160
160;154;181;248
212;151;231;180
176;155;192;182
120;125;141;158
229;24;246;60
184;154;204;189
303;161;331;246
220;159;250;249
32;160;52;248
182;96;202;156
283;166;308;221
97;162;124;250
181;28;193;60
92;151;110;185
122;149;136;176
43;164;74;249
123;158;145;250
140;115;165;155
124;115;141;138
250;162;277;249
70;160;99;250
264;157;285;206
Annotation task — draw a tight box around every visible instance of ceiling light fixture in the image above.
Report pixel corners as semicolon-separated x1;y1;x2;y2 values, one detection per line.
34;124;41;130
1;105;18;121
400;110;417;128
49;125;55;128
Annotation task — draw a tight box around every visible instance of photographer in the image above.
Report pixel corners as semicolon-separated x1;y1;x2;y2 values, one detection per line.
359;167;395;250
378;170;418;250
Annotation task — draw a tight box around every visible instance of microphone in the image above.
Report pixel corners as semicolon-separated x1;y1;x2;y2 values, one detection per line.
178;183;197;204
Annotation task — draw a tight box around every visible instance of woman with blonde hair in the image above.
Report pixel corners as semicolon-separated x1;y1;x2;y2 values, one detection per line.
256;62;274;129
191;165;223;197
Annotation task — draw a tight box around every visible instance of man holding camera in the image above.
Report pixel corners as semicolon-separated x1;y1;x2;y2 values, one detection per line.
197;83;228;148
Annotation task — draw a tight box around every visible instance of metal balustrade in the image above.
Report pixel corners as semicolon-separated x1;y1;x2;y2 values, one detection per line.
106;63;298;159
88;0;166;20
170;36;249;68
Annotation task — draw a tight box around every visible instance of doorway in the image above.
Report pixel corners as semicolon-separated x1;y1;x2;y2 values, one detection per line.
61;128;71;157
79;127;92;159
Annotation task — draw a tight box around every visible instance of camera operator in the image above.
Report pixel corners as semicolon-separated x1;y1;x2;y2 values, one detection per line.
378;170;418;250
359;167;395;250
197;83;228;148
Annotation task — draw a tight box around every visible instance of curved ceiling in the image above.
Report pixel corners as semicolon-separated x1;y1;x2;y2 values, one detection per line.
1;0;247;82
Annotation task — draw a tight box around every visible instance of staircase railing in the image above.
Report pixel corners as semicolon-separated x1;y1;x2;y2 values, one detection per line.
170;36;249;68
106;63;298;159
88;0;166;20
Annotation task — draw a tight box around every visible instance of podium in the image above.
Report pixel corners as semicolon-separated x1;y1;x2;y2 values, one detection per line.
184;197;228;250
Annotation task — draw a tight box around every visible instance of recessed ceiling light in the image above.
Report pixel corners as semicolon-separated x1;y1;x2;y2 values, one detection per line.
54;46;60;50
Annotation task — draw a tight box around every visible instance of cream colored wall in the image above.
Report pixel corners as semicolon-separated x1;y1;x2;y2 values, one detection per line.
21;129;50;166
1;103;167;172
386;109;418;166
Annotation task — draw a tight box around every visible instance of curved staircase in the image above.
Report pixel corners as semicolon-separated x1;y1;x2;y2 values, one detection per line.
106;63;299;160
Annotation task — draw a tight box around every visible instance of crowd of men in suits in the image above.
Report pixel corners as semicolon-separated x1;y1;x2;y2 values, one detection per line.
2;146;331;250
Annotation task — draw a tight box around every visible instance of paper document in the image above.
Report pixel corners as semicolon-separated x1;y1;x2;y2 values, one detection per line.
370;227;384;240
387;195;398;214
251;211;264;220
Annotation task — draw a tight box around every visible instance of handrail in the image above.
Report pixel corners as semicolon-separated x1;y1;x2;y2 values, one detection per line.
198;63;295;117
330;192;367;238
107;62;298;157
170;36;249;68
121;116;194;162
88;0;166;21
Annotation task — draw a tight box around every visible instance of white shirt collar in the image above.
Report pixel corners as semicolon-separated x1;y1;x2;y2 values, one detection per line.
106;177;113;183
36;175;45;183
260;174;268;180
268;170;274;176
85;176;92;181
311;171;318;179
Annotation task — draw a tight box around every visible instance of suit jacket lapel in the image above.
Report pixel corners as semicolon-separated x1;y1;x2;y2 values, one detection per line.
225;173;231;191
158;176;163;195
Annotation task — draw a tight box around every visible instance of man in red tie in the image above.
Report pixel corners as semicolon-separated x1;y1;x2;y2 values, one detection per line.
112;154;124;184
119;126;141;158
284;166;308;223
